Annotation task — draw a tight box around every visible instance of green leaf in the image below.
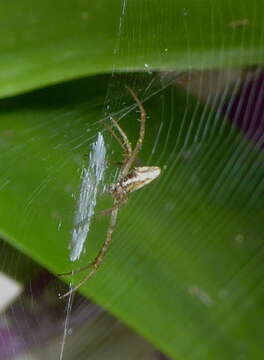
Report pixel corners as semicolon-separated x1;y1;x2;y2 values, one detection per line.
0;0;263;98
1;0;264;357
1;74;264;359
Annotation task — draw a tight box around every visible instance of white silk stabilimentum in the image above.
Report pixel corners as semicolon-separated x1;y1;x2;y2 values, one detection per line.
70;132;106;262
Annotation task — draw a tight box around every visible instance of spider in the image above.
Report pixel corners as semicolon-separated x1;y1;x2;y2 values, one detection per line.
59;87;161;298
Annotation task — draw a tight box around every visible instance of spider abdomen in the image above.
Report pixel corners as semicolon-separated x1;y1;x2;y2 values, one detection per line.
121;166;161;193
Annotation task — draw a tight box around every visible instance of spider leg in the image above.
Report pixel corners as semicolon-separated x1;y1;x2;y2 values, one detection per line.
122;87;146;176
94;204;119;219
59;200;120;299
104;117;132;162
93;189;127;221
108;160;124;167
110;117;132;158
59;203;122;279
58;262;92;277
104;121;126;153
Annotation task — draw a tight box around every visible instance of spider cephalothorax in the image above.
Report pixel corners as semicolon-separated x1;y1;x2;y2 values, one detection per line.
59;87;161;298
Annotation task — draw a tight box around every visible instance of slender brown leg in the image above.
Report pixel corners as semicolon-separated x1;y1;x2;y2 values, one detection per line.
104;117;132;162
58;263;92;277
59;199;120;299
111;117;132;158
122;87;146;176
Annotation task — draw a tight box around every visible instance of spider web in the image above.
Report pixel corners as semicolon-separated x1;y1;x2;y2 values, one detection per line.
0;0;263;359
